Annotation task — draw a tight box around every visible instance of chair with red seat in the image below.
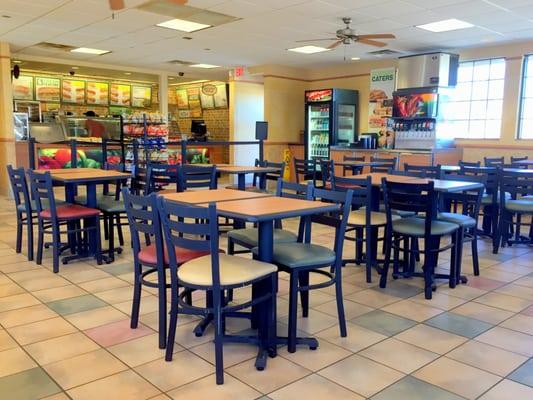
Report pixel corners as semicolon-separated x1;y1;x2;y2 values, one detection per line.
27;170;102;273
122;189;211;349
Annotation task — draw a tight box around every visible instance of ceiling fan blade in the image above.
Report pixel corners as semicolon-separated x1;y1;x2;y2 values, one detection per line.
295;38;338;43
358;38;387;47
108;0;125;10
357;33;395;39
327;40;343;49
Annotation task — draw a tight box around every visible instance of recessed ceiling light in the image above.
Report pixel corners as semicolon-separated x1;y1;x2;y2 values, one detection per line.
287;46;330;54
71;66;79;69
351;57;361;61
124;72;132;75
71;47;110;55
157;18;211;33
12;60;22;64
190;64;220;69
416;18;474;33
168;77;175;80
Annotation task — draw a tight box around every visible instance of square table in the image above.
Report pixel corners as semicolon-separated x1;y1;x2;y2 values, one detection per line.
216;166;281;190
161;188;272;204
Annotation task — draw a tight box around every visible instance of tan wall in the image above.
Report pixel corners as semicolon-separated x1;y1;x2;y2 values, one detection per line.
0;42;15;196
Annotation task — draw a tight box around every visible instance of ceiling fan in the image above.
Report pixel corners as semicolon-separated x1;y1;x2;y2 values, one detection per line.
297;17;396;49
108;0;188;11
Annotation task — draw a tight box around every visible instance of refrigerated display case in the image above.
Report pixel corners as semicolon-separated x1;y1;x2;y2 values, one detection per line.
13;113;29;141
304;88;358;161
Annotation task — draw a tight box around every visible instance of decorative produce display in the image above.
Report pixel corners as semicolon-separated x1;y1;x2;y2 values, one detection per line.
37;148;122;169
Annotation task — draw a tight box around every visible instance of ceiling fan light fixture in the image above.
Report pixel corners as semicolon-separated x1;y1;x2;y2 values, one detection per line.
156;18;211;32
416;18;474;33
288;45;330;54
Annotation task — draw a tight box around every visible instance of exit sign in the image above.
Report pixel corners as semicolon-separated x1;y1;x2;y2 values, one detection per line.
234;67;245;77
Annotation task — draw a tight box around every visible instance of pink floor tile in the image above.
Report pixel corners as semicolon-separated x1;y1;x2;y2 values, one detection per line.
521;305;533;317
84;319;153;347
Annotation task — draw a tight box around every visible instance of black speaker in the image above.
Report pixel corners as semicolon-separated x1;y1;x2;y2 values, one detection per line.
255;121;268;140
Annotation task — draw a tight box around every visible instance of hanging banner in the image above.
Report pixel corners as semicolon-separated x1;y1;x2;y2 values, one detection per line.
368;67;396;139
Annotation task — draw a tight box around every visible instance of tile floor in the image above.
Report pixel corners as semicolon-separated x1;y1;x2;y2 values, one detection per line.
0;194;532;399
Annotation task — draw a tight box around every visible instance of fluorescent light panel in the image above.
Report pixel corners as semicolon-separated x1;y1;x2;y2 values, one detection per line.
189;64;220;69
288;45;329;54
71;47;110;55
156;18;211;32
351;57;361;61
416;18;474;33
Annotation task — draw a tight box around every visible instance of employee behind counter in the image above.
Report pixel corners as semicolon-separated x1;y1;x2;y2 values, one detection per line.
84;110;105;138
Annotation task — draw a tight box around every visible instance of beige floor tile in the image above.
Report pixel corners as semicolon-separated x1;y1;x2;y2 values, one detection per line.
438;285;487;300
495;283;533;301
32;285;88;303
41;393;70;400
360;338;439;374
278;340;352;371
382;300;444;322
24;332;100;365
65;305;128;330
0;329;18;351
394;324;468;354
78;276;130;293
114;295;159;316
108;333;182;367
0;292;40;312
347;289;401;308
476;326;533;357
59;266;111;284
410;292;468;310
135;351;214;392
94;286;148;304
167;374;261;400
316;321;387;352
515;275;533;288
413;357;501;399
67;370;160;400
0;347;37;377
279;310;339;334
452;301;514;324
269;374;364;400
227;354;311;394
0;304;58;328
500;313;533;335
0;260;41;273
0;282;25;298
314;299;373;320
478;379;533;400
7;317;77;345
8;269;70;291
189;341;257;368
474;292;531;312
319;354;404;398
447;340;528;377
44;348;128;390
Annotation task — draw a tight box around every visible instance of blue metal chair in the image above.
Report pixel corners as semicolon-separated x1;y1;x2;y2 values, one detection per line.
294;158;317;186
252;187;353;353
370;156;397;173
158;197;277;384
178;164;217;192
404;163;442;178
27;170;102;273
484;156;504;167
146;164;180;194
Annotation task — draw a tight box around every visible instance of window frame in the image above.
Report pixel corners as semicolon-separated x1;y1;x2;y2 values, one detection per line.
517;54;533;140
444;57;506;140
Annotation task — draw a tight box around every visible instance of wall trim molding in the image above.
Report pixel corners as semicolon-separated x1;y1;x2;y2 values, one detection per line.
457;142;533;150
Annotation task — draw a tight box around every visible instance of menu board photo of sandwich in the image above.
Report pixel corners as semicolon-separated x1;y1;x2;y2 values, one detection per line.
176;89;189;109
35;77;61;102
62;79;86;104
87;82;109;105
110;83;131;106
213;83;228;108
132;86;152;108
13;76;34;100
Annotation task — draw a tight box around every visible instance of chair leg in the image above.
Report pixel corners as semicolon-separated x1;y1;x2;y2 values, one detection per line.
52;224;61;273
15;217;22;254
365;228;372;283
93;218;103;266
226;241;235;303
213;289;224;385
449;231;458;289
298;271;309;318
130;263;142;329
27;217;34;262
334;268;347;337
36;222;44;265
287;271;299;353
379;230;393;288
423;239;436;300
165;296;178;361
157;266;167;349
108;213;115;261
471;231;480;276
392;235;401;279
355;227;363;265
103;215;109;240
116;214;124;246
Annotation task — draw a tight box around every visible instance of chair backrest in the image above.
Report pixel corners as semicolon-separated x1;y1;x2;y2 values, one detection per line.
122;190;164;264
103;162;126;198
146;164;180;194
6;165;31;212
294;158;316;184
27;170;58;219
511;156;528;163
499;170;533;202
382;179;435;223
342;155;365;175
276;178;312;200
178;164;217;191
310;187;354;261
458;160;481;168
404;163;442;179
442;173;486;220
265;161;286;182
331;174;372;210
484;156;504;167
319;159;334;187
460;166;498;194
158;197;220;287
370;156;396;173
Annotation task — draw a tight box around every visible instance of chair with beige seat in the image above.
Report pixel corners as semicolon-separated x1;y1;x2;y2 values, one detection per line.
158;197;277;385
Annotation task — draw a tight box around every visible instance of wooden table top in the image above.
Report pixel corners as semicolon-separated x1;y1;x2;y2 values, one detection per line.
212;196;339;222
354;173;418;186
35;169;131;182
512;159;533;165
347;173;484;192
335;161;389;167
160;188;272;204
34;168;103;174
216;166;280;174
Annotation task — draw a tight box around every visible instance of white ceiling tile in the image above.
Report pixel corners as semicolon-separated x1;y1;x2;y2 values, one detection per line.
404;0;467;9
354;1;425;18
281;1;348;18
207;0;272;18
432;0;503;17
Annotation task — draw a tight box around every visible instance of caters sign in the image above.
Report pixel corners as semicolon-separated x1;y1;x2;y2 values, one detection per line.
306;89;332;102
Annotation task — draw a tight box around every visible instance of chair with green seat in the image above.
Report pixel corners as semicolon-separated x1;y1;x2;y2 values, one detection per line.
494;170;533;252
380;179;460;299
251;187;353;353
227;180;307;255
439;174;486;281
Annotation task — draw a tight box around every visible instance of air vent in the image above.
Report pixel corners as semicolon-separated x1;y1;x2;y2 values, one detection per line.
367;49;403;57
34;42;77;51
168;59;194;66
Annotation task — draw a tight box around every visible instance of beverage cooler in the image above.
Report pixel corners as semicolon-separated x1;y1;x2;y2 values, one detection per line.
305;88;358;161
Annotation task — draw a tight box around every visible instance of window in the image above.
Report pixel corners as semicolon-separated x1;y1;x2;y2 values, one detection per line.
518;55;533;139
441;58;505;139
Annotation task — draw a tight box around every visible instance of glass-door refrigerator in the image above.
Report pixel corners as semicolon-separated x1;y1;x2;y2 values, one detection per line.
305;88;358;161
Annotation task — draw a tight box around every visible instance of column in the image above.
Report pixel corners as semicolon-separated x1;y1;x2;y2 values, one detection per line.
0;42;14;196
158;72;168;118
